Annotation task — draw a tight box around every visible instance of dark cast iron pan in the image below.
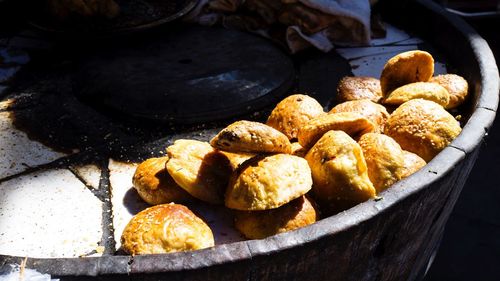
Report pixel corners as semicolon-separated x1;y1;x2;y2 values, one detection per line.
26;0;198;37
0;0;498;280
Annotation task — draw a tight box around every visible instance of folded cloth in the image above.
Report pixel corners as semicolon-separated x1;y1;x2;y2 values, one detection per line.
184;0;372;53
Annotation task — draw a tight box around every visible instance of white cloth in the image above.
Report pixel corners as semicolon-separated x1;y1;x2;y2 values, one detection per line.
0;264;58;281
184;0;372;53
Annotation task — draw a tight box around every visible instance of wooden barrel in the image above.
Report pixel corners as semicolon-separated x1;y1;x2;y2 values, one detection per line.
0;0;498;280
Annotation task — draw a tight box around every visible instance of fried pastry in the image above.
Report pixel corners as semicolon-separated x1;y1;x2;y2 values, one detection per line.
384;99;462;161
219;151;255;171
166;140;231;204
401;150;427;178
383;82;450;107
234;196;318;239
132;157;192;205
297;112;375;149
305;130;376;214
210;120;292;154
266;94;325;140
358;133;406;193
430;74;469;109
329;99;389;133
336;76;383;103
380;50;434;95
290;142;308;157
121;204;214;255
225;154;312;210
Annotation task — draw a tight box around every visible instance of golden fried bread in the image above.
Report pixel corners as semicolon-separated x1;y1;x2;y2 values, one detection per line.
336;76;383;103
166;140;232;204
132;157;193;205
430;74;469;109
305;130;376;214
121;204;214;255
329;99;390;133
219;151;255;171
401;150;427;178
210;120;292;154
358;133;406;193
266;94;325;140
384;99;462;161
234;196;318;239
383;82;450;107
297;112;375;149
290;142;308;157
225;154;312;210
380;50;434;95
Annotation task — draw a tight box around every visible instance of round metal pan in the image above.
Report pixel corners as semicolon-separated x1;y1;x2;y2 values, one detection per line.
0;0;498;280
26;0;198;37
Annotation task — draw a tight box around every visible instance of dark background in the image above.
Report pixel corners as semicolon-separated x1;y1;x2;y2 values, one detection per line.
424;15;500;281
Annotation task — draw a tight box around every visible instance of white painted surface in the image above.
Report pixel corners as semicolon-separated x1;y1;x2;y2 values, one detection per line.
109;159;143;250
336;45;418;60
0;112;67;180
70;164;101;189
0;169;103;258
0;264;59;281
394;37;425;45
370;24;411;46
348;50;416;77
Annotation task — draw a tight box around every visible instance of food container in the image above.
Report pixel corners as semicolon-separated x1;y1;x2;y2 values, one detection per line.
0;0;498;280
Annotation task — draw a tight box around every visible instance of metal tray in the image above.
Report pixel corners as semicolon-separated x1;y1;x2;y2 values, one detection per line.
27;0;198;36
0;0;498;280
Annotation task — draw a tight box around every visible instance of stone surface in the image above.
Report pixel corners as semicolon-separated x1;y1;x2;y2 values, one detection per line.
394;38;425;45
336;24;419;78
0;169;103;258
338;47;447;78
338;24;446;78
371;24;411;46
336;45;418;60
70;164;102;189
0;112;67;180
346;49;416;77
109;159;144;250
